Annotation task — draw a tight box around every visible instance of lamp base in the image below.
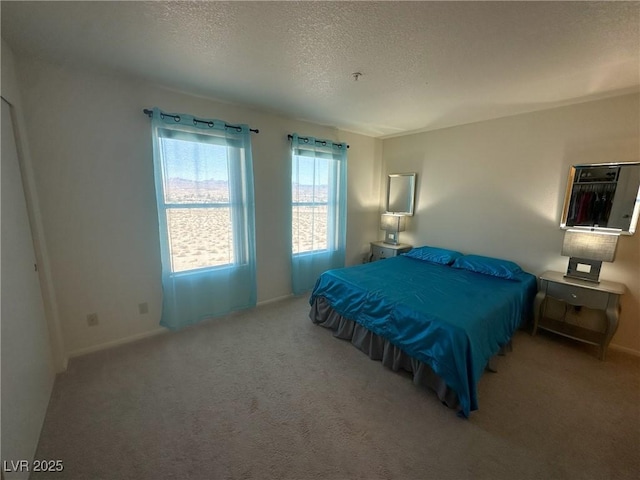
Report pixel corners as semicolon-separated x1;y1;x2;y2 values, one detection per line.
383;230;399;245
564;257;602;283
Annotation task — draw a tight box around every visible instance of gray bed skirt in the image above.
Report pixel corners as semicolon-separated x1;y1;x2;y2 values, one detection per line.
309;296;460;410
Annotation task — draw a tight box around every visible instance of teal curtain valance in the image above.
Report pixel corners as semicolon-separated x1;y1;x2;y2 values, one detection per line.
288;133;348;153
144;108;259;134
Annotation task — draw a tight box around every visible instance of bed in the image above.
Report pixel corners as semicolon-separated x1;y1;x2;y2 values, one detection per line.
308;246;537;417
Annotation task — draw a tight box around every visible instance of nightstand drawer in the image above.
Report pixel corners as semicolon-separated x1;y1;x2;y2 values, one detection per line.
369;242;411;262
371;244;391;260
546;282;609;310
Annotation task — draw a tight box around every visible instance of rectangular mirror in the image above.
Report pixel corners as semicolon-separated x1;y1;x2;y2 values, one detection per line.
560;162;640;235
386;173;416;216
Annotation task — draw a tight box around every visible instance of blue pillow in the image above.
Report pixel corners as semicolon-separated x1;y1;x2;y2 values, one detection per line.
402;246;463;265
452;254;523;280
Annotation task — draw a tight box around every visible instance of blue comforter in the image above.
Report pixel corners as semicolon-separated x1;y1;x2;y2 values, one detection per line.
309;255;537;417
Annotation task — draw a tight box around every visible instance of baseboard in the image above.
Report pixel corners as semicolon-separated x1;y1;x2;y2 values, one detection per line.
67;327;168;359
67;295;299;359
257;293;294;306
609;343;640;357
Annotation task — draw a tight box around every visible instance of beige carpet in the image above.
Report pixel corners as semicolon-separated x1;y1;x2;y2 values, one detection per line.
33;295;639;479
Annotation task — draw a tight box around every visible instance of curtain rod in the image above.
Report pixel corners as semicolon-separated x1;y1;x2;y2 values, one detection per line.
287;134;349;149
143;109;259;133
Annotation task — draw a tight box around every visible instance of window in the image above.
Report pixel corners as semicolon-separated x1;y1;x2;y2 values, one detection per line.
292;154;331;254
158;135;234;273
150;108;256;330
290;134;347;294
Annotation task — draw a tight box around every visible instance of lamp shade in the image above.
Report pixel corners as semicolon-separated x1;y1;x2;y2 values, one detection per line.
381;214;406;232
561;230;618;262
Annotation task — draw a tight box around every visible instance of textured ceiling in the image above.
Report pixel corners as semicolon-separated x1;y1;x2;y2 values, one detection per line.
2;1;639;137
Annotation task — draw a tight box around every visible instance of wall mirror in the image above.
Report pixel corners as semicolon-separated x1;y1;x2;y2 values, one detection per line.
560;162;640;235
386;173;416;216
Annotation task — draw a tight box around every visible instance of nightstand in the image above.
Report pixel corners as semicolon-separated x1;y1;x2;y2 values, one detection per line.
369;241;411;262
532;271;625;360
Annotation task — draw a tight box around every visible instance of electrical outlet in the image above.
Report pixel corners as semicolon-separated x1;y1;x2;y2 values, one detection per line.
138;302;149;315
87;313;99;326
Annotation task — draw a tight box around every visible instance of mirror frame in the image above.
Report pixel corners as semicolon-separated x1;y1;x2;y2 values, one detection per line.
560;161;640;235
385;172;417;216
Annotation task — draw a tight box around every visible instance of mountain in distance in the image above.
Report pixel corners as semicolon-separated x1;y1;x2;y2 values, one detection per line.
167;177;329;202
167;177;228;190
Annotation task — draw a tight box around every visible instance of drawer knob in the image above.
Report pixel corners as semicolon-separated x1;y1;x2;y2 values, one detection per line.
571;293;578;299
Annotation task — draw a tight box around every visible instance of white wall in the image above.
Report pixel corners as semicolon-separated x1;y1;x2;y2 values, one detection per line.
1;40;59;478
382;93;640;354
12;54;381;356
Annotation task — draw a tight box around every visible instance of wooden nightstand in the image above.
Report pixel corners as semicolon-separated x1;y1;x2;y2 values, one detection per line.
369;241;412;262
532;271;625;360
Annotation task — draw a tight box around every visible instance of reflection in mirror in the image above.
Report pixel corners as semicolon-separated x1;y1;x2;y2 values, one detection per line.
561;162;640;235
386;173;416;216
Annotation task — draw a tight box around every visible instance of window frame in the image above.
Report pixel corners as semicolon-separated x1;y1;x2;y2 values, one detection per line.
291;151;342;257
155;128;248;276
